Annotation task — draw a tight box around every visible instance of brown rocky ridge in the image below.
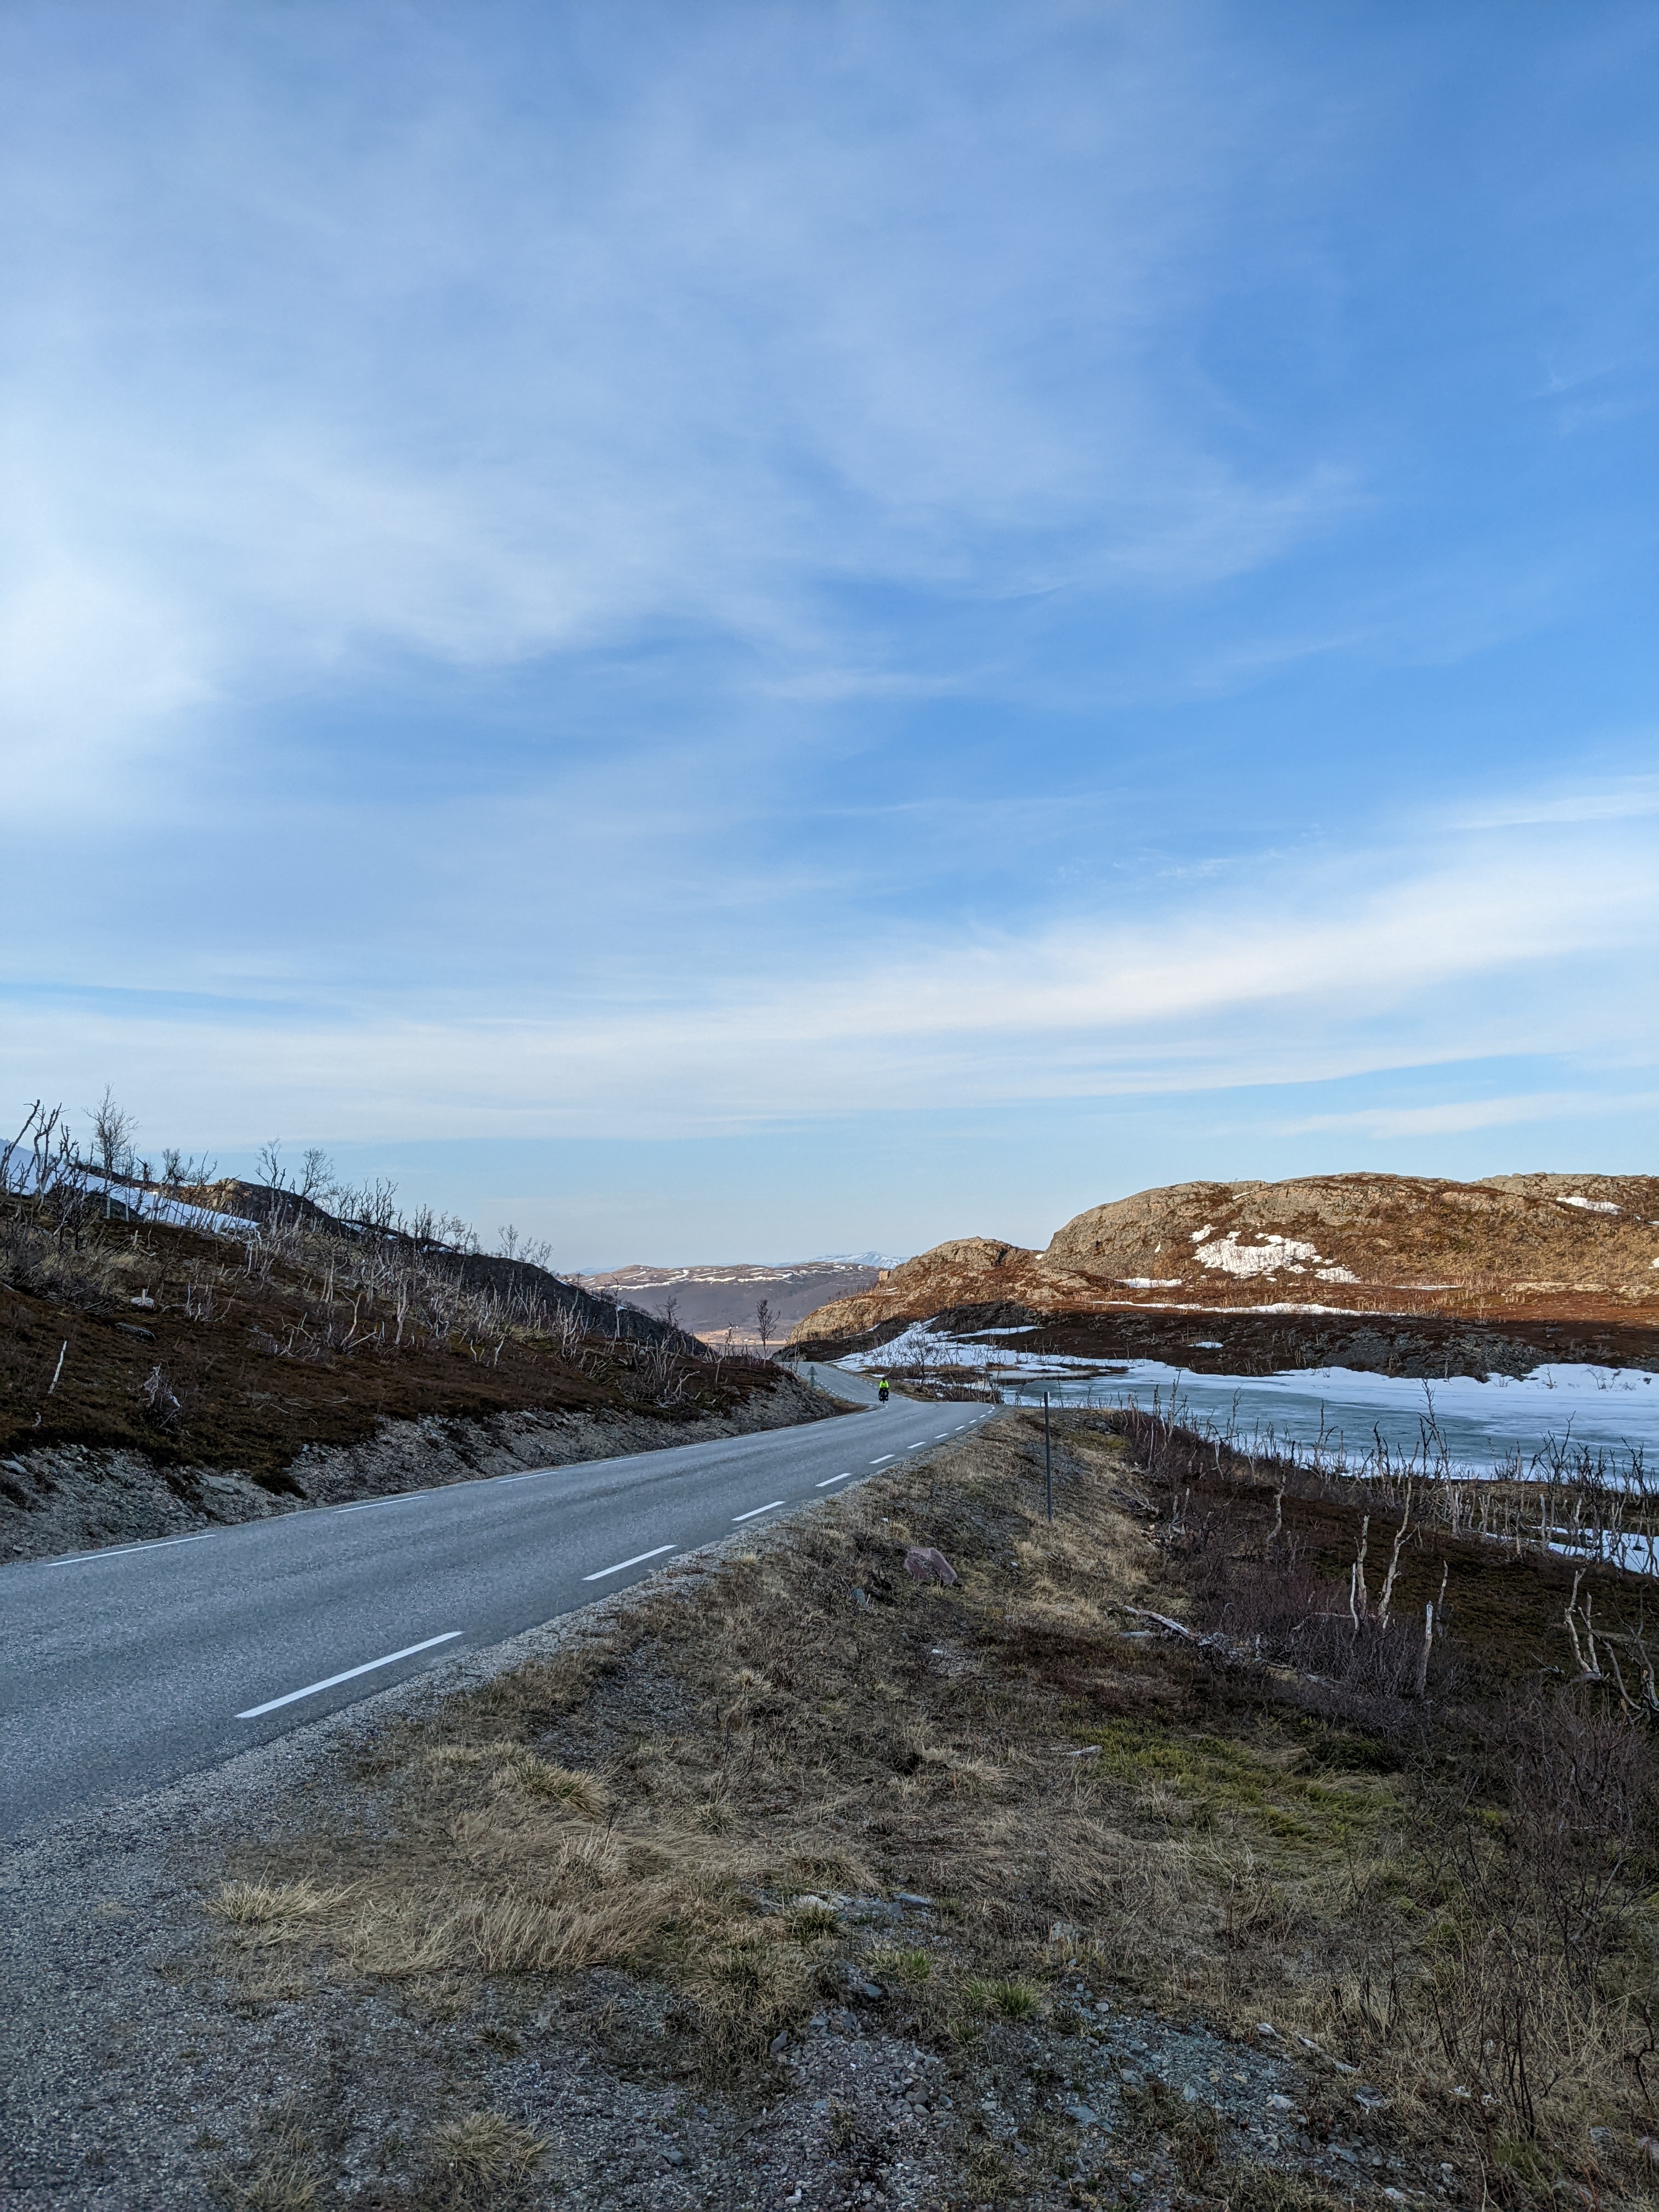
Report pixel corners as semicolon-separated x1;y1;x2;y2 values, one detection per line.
790;1172;1659;1376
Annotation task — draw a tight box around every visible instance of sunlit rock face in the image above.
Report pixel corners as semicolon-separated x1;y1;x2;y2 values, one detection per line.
791;1172;1659;1349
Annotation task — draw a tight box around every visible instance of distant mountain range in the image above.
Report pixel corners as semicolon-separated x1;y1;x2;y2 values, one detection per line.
573;1256;904;1344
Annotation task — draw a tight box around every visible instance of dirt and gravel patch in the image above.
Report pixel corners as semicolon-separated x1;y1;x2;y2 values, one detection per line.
5;1410;1656;2210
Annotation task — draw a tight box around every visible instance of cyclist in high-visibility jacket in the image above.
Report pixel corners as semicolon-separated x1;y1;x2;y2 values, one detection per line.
877;1376;890;1403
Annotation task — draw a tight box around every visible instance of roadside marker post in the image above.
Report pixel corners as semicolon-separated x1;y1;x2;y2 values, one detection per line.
1044;1390;1053;1521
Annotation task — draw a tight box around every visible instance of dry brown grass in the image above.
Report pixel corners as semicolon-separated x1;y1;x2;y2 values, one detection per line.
417;2111;546;2210
213;1409;1659;2194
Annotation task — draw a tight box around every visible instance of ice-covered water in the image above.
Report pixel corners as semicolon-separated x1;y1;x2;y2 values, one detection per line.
842;1323;1659;1477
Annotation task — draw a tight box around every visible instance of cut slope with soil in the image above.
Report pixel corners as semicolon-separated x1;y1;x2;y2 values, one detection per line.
0;1189;836;1560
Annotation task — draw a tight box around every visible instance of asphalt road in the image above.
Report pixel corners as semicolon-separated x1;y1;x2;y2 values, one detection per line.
1;1378;994;1842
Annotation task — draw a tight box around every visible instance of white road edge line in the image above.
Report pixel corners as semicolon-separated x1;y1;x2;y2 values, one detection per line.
236;1632;464;1719
52;1531;212;1567
816;1472;854;1487
907;1442;927;1450
582;1544;677;1582
870;1455;895;1464
732;1500;785;1522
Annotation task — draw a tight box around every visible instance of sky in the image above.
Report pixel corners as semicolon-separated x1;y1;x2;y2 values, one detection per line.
2;1;1656;1268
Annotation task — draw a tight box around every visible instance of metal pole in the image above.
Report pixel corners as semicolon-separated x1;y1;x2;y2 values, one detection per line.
1044;1390;1053;1521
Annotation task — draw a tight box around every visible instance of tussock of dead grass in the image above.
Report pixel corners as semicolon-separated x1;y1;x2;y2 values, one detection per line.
501;1752;607;1816
208;1876;359;1933
418;2110;546;2211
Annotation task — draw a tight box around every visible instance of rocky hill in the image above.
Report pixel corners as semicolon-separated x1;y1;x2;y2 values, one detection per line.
791;1173;1659;1364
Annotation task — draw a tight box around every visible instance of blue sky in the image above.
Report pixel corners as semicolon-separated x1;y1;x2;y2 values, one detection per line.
3;2;1656;1267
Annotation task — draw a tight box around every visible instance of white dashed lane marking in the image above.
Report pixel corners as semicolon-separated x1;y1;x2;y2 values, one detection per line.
583;1544;676;1582
236;1632;464;1719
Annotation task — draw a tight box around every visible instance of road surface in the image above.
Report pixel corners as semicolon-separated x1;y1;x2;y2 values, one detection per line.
1;1379;995;1841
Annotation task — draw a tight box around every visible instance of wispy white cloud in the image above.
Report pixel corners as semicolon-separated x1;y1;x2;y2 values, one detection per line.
1276;1092;1659;1141
0;1;1349;815
5;795;1652;1141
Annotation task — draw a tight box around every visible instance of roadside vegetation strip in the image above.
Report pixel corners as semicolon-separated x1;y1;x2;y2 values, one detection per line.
207;1408;1659;2203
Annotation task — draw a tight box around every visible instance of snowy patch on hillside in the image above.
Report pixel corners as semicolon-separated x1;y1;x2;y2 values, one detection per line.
1192;1231;1356;1283
0;1156;259;1239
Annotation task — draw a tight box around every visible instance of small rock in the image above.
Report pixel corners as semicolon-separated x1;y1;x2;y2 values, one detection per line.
894;1891;933;1907
857;1982;884;2002
662;2148;684;2167
768;2031;789;2056
1256;2021;1278;2038
1266;2095;1295;2113
1063;2103;1099;2127
1181;2083;1199;2104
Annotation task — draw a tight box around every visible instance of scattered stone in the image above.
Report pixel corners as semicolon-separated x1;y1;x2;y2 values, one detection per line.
903;1545;958;1584
1063;2103;1100;2127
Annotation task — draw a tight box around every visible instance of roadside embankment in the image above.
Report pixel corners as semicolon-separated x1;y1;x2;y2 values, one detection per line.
0;1366;844;1564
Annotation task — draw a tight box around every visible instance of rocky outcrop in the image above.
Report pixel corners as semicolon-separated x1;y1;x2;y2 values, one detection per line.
791;1173;1659;1348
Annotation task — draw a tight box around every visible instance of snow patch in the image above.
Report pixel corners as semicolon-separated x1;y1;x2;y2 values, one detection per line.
1559;1196;1619;1215
1120;1277;1183;1289
1195;1231;1324;1279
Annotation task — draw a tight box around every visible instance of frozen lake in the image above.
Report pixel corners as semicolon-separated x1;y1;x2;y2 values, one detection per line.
838;1327;1659;1477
